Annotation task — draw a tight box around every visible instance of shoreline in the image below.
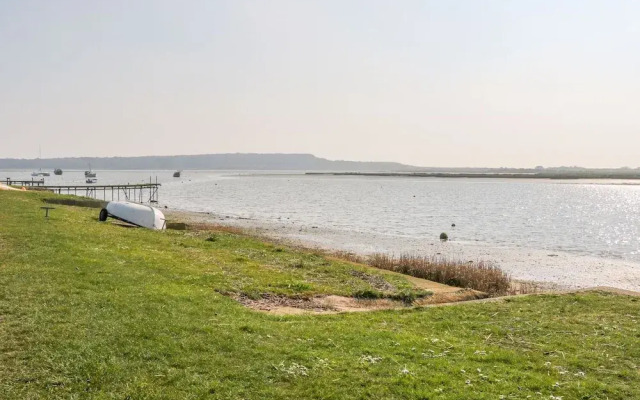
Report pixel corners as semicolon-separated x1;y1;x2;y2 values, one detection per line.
306;171;640;180
165;209;640;292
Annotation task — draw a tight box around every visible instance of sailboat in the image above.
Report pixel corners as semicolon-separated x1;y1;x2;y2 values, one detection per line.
31;146;50;176
84;164;96;178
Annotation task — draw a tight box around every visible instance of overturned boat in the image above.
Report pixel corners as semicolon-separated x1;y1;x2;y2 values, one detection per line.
99;201;166;230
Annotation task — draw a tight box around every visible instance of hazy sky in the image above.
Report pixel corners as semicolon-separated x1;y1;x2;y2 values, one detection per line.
1;0;639;167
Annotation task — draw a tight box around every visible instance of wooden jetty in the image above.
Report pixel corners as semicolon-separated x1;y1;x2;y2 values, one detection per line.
3;178;45;186
38;183;160;203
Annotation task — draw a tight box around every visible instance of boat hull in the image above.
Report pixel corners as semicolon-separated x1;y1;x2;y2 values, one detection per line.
104;201;166;230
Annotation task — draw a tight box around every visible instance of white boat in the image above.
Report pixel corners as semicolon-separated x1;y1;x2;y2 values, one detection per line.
31;169;50;177
86;178;97;184
99;201;166;230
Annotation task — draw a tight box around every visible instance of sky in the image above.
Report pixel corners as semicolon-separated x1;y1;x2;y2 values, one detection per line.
1;0;639;168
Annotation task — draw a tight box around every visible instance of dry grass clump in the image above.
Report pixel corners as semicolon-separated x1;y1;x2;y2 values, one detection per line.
367;254;512;296
508;280;542;296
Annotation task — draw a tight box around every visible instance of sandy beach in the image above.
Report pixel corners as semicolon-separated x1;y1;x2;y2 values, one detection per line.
166;209;640;292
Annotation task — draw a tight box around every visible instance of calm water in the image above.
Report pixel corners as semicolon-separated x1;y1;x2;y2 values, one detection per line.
4;169;640;262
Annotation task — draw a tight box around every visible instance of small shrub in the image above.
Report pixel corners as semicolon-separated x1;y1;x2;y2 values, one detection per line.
205;235;216;242
289;259;305;268
389;289;417;304
354;289;383;299
388;289;432;304
440;232;448;241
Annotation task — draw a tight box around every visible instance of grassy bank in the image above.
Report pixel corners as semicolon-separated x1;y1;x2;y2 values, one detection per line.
1;191;639;399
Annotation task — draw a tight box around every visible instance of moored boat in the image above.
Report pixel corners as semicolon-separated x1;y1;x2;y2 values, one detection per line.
85;163;96;178
54;168;63;175
99;201;166;230
86;178;97;184
31;169;50;177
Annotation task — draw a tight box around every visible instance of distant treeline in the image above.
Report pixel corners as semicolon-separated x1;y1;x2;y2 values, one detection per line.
0;153;415;171
2;153;638;178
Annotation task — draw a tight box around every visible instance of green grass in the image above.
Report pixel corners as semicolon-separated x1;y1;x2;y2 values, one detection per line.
1;191;639;399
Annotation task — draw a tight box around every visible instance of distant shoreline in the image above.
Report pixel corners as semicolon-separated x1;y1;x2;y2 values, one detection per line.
306;171;640;180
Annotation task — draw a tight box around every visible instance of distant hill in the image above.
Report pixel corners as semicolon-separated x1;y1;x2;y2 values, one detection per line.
0;153;418;172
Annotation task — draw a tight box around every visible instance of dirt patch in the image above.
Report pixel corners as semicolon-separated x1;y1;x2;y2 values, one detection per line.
235;293;404;315
234;294;336;313
416;288;488;305
0;183;21;191
234;288;490;315
404;275;461;293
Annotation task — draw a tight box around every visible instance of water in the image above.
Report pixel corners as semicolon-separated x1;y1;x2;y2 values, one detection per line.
4;169;640;263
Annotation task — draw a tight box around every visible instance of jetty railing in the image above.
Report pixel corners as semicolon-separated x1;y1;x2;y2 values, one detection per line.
3;178;45;186
37;183;160;203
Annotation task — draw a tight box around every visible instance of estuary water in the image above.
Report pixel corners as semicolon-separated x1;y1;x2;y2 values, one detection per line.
4;169;640;273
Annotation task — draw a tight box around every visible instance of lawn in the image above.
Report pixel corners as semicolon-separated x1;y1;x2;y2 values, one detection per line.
0;191;639;399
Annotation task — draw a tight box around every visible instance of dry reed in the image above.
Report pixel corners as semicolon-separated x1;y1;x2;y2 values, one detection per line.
367;253;512;296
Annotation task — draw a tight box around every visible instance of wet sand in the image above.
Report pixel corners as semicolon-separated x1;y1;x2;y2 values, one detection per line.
166;210;640;292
